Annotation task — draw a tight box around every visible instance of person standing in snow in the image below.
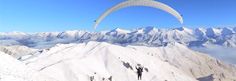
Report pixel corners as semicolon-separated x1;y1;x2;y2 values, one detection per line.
136;65;144;80
90;72;99;81
89;74;95;81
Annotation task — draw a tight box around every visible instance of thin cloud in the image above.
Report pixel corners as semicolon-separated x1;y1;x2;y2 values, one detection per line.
192;46;236;65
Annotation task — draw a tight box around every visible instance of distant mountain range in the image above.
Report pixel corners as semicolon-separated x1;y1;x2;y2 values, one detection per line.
1;27;236;48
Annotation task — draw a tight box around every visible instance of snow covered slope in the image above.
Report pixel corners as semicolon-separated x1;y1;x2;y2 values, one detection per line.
0;52;58;81
0;45;37;59
23;42;236;81
1;27;236;48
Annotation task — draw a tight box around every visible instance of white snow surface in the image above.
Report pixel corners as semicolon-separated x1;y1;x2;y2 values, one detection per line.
0;52;58;81
0;45;37;59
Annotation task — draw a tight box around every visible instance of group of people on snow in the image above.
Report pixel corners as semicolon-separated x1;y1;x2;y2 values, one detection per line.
89;72;112;81
89;64;144;81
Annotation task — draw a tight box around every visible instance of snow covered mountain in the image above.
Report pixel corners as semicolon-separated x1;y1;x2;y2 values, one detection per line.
1;27;236;48
0;52;58;81
0;45;37;59
20;42;236;81
0;39;236;81
1;27;236;81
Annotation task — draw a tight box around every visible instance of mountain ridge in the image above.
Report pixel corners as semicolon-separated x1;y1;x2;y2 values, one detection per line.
1;27;236;48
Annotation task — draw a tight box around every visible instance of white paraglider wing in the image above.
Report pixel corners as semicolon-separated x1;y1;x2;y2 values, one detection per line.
94;0;183;29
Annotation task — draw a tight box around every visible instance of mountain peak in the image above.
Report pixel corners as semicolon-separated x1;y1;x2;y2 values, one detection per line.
133;27;158;34
173;27;193;34
222;27;234;35
206;28;222;37
174;27;189;31
109;28;131;34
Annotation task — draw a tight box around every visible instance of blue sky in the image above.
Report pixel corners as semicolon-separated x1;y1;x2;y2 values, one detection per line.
0;0;236;32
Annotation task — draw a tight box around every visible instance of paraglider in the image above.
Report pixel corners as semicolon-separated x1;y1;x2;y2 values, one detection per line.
94;0;184;29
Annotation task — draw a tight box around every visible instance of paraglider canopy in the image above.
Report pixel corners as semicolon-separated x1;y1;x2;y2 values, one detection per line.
94;0;183;29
